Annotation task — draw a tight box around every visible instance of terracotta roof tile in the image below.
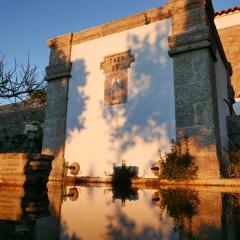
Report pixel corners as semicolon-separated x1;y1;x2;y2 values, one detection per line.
215;6;240;16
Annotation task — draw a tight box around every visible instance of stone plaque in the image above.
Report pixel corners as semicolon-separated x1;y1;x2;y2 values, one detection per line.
100;50;135;105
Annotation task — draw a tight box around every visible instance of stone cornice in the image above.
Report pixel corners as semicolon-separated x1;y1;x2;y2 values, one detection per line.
45;62;72;81
48;5;172;48
45;0;231;76
168;27;218;61
46;1;216;48
169;0;207;14
48;33;73;48
72;7;171;45
169;27;210;49
46;34;73;81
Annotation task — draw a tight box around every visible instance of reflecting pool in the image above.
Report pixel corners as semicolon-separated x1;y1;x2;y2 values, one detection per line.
0;184;240;239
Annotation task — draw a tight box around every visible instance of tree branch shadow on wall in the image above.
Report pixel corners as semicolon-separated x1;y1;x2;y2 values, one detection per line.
66;59;89;143
63;0;226;177
101;21;176;170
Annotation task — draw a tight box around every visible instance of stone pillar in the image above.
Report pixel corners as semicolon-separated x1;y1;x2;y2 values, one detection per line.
42;33;73;181
169;0;224;179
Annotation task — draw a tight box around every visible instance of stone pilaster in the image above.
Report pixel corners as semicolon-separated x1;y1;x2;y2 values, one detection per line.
42;33;73;182
169;0;228;179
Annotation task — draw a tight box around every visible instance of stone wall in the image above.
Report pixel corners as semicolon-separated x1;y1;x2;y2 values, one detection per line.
0;102;45;152
217;25;240;97
168;0;232;179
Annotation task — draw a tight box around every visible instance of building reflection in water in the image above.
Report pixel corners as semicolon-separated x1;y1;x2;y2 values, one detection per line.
0;185;50;239
60;186;240;240
0;185;240;239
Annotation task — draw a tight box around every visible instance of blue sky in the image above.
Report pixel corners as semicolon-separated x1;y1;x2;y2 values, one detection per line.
0;0;239;77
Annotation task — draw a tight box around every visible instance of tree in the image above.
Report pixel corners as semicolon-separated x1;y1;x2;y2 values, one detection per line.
0;54;46;105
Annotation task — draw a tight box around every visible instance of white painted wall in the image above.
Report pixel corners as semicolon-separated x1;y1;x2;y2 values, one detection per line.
234;98;240;115
215;11;240;30
215;50;230;161
65;19;175;177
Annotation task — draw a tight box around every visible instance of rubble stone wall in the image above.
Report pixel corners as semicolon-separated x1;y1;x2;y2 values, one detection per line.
0;103;45;152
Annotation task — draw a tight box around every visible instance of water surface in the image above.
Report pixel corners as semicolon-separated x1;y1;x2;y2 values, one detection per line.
0;185;239;239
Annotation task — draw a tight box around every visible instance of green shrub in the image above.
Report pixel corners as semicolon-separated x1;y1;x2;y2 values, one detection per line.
159;138;198;180
229;147;240;165
226;144;240;178
112;162;138;187
226;164;240;179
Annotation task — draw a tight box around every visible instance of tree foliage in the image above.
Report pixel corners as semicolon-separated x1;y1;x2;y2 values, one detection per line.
0;55;46;104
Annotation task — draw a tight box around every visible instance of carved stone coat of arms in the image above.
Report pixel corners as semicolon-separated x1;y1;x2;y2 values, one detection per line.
100;50;135;105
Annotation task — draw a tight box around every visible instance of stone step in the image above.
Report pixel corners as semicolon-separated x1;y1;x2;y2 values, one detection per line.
0;153;54;186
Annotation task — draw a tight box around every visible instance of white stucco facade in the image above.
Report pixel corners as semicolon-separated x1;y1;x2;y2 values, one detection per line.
64;19;175;177
215;11;240;30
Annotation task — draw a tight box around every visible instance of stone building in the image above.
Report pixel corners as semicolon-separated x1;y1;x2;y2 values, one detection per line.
42;0;238;181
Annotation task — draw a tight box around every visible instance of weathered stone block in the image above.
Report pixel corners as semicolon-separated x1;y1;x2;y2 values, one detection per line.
175;83;212;105
177;126;216;147
174;55;193;85
196;102;214;126
176;105;195;127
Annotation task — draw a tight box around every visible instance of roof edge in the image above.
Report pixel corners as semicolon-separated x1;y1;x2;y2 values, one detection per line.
215;6;240;17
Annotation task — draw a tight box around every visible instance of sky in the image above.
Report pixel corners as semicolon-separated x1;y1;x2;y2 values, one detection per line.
0;0;239;77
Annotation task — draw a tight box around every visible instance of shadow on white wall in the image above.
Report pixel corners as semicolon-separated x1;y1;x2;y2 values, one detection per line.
65;19;175;177
101;22;175;174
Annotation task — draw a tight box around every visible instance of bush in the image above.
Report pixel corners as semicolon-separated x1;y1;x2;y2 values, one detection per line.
226;164;240;179
229;147;240;165
226;144;240;178
112;162;138;187
159;138;198;180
